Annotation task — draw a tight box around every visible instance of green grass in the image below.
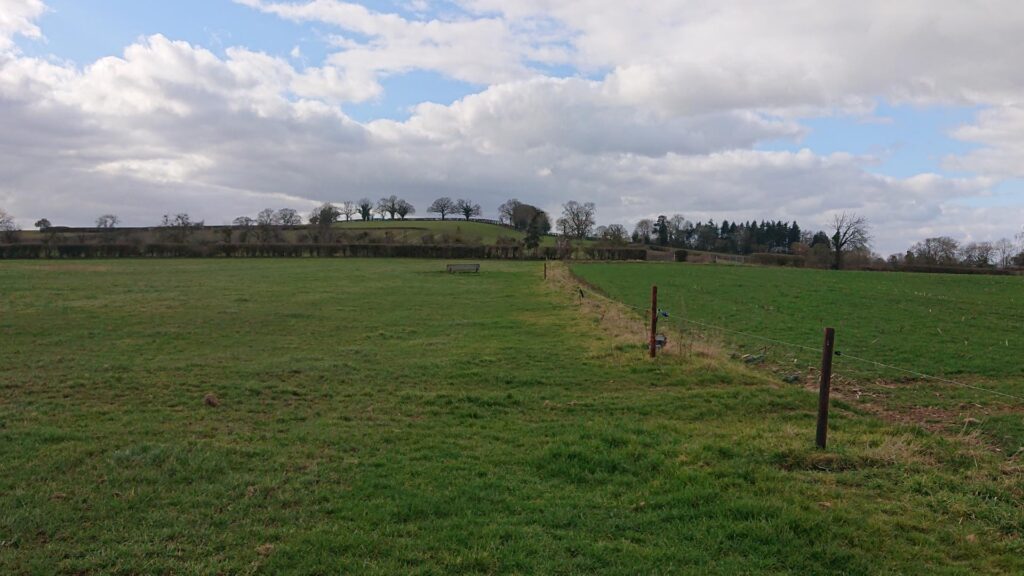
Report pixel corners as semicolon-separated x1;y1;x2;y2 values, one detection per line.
335;219;566;247
572;262;1024;378
572;262;1024;450
2;260;1022;574
18;219;575;248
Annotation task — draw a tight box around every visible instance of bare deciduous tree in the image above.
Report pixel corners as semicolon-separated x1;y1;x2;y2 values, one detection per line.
275;208;302;226
339;201;357;221
254;209;279;243
159;213;201;243
993;238;1016;268
455;199;481;221
601;224;629;245
828;212;870;269
960;241;995;267
96;214;120;229
396;200;415;220
1;208;19;243
308;202;341;242
633;219;653;243
377;196;401;219
557;201;596;239
233;216;255;243
910;236;960;265
428;197;455;220
256;209;275;226
498;199;521;225
358;198;374;221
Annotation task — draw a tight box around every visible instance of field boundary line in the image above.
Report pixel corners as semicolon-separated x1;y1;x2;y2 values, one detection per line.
674;315;1024;403
834;352;1024;402
562;263;735;362
567;268;1024;405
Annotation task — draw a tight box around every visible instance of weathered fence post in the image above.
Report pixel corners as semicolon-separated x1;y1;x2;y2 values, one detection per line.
544;261;547;280
816;327;836;449
649;285;659;358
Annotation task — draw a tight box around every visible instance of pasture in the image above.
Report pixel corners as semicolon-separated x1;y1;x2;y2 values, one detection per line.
334;219;566;247
572;262;1024;450
1;259;1022;574
15;220;569;249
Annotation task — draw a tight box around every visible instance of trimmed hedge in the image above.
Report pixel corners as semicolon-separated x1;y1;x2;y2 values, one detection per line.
0;243;645;261
581;247;647;261
750;253;806;267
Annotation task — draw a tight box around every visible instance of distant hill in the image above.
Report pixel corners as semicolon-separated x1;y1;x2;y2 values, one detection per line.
335;219;566;247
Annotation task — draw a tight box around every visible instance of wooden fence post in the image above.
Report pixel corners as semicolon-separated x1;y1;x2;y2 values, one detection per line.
649;285;659;358
816;327;836;449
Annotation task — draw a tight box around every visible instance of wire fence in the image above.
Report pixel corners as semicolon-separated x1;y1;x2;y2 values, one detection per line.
576;283;1024;405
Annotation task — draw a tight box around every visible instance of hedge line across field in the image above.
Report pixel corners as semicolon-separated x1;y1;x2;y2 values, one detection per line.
0;243;648;261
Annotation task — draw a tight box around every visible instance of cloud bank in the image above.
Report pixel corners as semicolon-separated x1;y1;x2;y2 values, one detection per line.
1;0;1022;252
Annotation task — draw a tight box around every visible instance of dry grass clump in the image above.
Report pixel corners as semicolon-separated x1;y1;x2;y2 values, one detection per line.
545;261;730;365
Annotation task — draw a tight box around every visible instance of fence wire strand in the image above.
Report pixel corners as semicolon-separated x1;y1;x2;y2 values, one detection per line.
832;352;1024;402
578;285;1024;405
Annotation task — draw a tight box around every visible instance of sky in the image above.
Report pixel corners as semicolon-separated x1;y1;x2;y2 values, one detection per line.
1;0;1023;254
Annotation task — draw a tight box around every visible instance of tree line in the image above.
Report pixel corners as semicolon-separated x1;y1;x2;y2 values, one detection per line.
3;203;1021;270
891;235;1024;269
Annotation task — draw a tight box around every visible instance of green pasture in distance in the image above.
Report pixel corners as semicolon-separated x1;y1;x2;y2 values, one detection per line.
572;262;1024;381
1;259;1021;574
335;219;569;247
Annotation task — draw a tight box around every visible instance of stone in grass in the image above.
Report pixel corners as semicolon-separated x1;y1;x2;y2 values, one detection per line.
204;393;221;408
782;373;801;384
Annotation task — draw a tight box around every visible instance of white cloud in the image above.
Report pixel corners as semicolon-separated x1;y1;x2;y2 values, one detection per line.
458;0;1024;111
946;105;1024;178
0;1;1022;254
234;0;561;85
379;77;803;156
0;0;45;51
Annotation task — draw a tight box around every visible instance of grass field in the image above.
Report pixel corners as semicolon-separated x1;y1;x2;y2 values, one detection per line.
2;260;1023;574
572;262;1024;451
17;220;573;248
334;220;566;247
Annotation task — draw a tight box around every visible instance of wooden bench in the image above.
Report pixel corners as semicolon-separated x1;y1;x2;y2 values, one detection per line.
446;263;480;274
